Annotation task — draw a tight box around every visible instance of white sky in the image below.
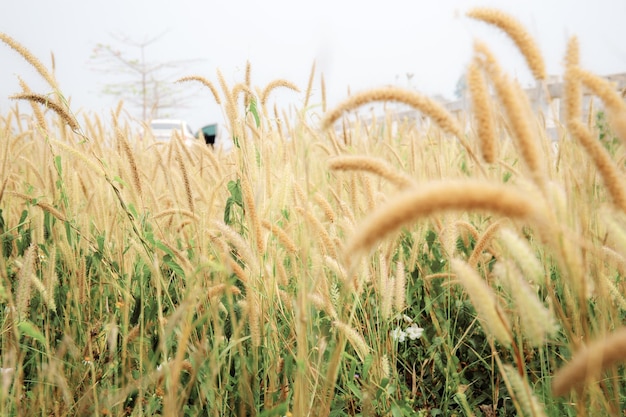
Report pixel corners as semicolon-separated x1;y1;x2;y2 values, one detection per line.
1;0;625;132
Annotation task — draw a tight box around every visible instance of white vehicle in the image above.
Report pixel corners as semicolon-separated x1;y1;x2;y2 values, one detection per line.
149;119;197;146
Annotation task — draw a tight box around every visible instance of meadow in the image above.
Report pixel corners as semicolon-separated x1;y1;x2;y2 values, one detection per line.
0;7;625;417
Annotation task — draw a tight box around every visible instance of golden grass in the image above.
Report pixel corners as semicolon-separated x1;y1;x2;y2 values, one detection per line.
2;7;626;416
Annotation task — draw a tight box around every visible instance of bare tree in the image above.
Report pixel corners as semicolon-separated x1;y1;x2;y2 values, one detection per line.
89;32;200;121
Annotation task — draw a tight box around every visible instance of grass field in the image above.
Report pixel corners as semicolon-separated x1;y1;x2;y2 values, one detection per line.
0;7;625;417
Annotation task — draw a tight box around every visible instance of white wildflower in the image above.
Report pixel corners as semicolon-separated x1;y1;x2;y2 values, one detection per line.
405;323;424;340
391;326;407;342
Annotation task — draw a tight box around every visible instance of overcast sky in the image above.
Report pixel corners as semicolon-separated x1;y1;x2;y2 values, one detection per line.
1;0;625;132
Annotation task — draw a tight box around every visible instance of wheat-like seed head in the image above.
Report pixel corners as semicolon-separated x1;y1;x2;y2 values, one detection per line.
17;77;47;131
467;8;546;80
15;244;37;320
116;126;142;198
572;67;626;144
241;173;264;254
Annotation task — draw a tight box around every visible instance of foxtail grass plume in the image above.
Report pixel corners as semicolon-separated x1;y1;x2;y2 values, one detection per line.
494;261;558;346
467;8;546;81
572;67;626;144
261;79;300;108
451;259;512;346
328;155;415;189
344;180;543;259
498;227;545;286
474;44;545;187
176;76;222;105
0;32;59;90
11;93;79;131
321;87;462;138
563;37;582;123
333;320;370;362
552;326;626;396
467;59;497;163
502;364;548;417
568;119;626;213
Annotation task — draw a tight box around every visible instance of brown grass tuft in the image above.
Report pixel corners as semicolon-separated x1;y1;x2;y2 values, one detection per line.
552;326;626;396
466;7;546;80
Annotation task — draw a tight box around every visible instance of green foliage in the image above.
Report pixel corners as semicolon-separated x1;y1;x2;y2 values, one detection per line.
595;110;620;156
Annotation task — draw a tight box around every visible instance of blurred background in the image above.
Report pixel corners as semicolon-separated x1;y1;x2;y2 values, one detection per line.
1;0;625;133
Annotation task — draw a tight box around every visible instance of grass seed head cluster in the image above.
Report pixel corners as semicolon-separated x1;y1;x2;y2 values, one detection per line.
0;6;625;416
